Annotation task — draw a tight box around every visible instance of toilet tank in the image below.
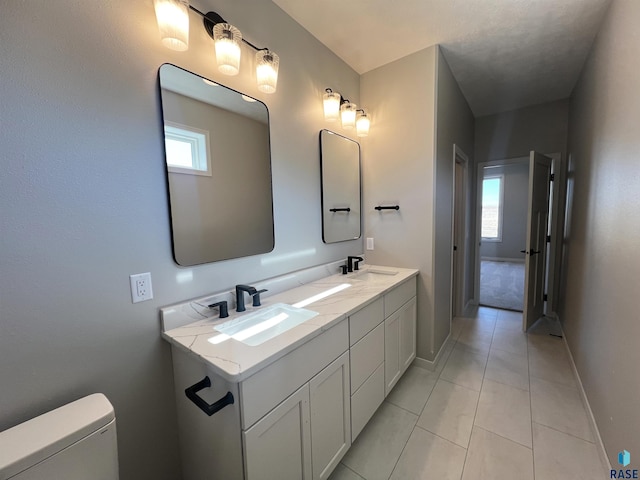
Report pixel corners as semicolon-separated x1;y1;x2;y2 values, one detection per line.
0;393;119;480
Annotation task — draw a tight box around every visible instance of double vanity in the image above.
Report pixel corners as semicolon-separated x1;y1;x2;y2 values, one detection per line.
162;263;418;480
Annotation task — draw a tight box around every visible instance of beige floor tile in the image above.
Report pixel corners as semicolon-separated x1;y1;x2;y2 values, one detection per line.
484;348;530;391
491;327;528;356
417;379;479;448
496;309;523;331
329;464;365;480
530;377;594;442
451;317;466;340
341;402;417;480
532;423;607;480
433;340;456;376
529;343;577;388
390;427;466;480
440;346;487;391
455;326;493;357
474;379;532;447
461;426;534;480
386;366;438;415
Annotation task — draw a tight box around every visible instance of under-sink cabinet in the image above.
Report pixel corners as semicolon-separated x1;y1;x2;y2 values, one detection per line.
165;267;417;480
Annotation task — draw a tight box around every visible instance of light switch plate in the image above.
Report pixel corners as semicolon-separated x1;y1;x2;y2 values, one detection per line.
130;272;153;303
366;237;374;250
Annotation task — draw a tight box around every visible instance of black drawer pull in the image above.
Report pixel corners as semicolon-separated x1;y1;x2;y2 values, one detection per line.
185;376;234;416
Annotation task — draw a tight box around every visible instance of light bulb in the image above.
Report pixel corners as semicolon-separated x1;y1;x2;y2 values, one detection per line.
213;23;242;76
340;101;357;129
154;0;190;51
356;111;370;137
256;50;279;94
323;89;340;122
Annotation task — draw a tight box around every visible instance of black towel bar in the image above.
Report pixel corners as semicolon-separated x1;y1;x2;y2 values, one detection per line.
375;205;400;211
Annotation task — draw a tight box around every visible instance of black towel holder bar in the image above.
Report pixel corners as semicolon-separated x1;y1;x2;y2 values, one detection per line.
375;205;400;211
185;376;234;416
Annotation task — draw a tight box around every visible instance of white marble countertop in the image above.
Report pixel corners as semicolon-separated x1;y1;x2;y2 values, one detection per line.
162;265;418;382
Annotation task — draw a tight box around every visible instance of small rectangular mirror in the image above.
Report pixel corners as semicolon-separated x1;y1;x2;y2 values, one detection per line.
320;129;361;243
159;64;274;266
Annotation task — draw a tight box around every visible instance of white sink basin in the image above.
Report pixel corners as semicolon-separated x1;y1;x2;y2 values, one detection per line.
349;268;398;281
212;303;319;346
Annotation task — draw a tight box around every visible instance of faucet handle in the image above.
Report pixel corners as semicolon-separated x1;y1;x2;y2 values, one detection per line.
208;301;229;318
251;289;268;307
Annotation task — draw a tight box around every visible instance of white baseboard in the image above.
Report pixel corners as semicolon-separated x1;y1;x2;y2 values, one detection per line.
413;334;452;372
559;323;612;472
481;256;526;263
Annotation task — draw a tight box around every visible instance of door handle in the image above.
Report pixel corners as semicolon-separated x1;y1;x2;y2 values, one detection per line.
529;249;541;256
520;250;527;254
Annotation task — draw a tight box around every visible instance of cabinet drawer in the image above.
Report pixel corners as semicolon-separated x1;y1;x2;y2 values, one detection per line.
240;319;349;429
384;278;416;318
349;298;384;346
350;322;384;394
350;363;384;441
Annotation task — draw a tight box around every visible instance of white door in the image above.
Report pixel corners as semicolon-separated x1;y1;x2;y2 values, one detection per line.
309;352;351;480
523;151;552;331
243;384;312;480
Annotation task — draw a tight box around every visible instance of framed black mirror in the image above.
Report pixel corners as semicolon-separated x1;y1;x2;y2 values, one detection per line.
319;129;361;243
158;64;274;266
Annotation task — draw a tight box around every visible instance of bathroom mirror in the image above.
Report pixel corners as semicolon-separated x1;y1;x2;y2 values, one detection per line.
319;130;361;243
159;64;274;266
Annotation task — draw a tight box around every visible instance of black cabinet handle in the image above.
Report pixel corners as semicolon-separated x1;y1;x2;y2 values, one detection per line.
329;208;351;213
375;205;400;211
185;376;234;417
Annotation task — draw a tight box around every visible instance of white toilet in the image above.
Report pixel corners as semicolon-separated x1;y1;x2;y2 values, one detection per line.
0;393;119;480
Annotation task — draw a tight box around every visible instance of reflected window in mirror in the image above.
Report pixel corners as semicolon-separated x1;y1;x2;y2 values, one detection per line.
159;64;274;266
319;129;362;243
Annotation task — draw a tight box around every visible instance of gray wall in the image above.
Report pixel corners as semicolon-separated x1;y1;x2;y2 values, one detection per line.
475;99;569;162
0;1;361;479
433;49;475;354
480;163;529;260
562;0;640;466
360;47;437;361
360;46;474;362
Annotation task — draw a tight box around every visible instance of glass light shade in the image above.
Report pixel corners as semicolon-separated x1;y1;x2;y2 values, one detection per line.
213;23;242;76
323;90;341;122
340;102;357;128
154;0;190;51
356;112;370;137
256;50;279;94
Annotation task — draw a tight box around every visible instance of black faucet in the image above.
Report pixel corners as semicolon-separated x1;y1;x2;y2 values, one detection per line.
208;301;229;318
235;285;268;312
347;256;364;272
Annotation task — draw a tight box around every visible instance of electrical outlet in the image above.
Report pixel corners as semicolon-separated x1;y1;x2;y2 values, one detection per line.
366;237;374;250
130;272;153;303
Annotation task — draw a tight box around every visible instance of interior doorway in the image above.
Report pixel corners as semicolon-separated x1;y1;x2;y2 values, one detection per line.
477;158;530;312
451;145;469;319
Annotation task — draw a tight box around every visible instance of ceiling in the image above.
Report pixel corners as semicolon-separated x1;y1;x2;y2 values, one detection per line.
271;0;612;116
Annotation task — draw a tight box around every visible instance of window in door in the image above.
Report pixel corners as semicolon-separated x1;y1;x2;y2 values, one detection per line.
164;122;211;176
481;175;504;242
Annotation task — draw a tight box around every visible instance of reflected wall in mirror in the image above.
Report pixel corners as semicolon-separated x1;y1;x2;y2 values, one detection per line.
159;64;275;266
320;129;361;243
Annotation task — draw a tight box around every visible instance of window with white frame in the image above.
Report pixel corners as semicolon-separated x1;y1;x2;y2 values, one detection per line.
481;175;504;241
164;122;211;176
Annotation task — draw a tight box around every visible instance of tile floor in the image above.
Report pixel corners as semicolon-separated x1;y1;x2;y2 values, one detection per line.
329;306;609;480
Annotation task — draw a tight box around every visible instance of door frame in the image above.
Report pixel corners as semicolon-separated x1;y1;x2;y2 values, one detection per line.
473;153;563;314
450;144;469;320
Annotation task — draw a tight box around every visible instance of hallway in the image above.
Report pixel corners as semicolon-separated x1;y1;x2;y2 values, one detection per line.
330;307;608;480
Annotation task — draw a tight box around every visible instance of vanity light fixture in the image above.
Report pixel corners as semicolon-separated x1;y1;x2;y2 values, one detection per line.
356;109;370;137
323;87;371;134
154;2;280;93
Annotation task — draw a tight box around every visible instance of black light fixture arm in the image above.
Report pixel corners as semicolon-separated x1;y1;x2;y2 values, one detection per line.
325;88;351;106
188;6;271;53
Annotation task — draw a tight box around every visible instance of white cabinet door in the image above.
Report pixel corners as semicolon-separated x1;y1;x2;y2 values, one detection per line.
399;297;417;373
384;310;401;396
309;351;351;480
243;384;312;480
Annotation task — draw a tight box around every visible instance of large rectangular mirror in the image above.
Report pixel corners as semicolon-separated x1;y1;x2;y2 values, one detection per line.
159;64;274;266
320;130;361;243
